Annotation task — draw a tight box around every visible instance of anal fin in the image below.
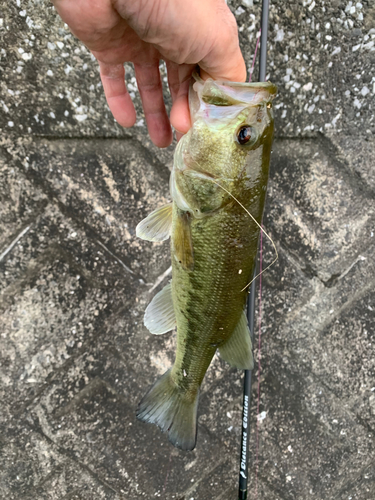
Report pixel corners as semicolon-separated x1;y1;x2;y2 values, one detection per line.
136;203;173;242
144;282;176;335
219;311;254;370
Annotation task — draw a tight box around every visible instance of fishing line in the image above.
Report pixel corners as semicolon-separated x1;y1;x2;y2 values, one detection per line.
209;178;278;292
162;452;173;494
249;29;261;83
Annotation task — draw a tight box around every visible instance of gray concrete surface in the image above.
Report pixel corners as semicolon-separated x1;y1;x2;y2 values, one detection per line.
0;1;374;499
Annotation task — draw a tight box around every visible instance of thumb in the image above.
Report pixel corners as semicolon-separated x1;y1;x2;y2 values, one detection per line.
200;7;247;83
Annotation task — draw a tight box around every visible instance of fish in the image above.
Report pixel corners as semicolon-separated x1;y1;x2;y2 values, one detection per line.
136;72;277;450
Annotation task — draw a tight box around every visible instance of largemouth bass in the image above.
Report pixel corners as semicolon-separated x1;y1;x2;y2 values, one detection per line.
136;73;277;450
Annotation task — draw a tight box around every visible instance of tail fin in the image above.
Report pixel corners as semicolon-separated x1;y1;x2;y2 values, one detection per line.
136;369;199;451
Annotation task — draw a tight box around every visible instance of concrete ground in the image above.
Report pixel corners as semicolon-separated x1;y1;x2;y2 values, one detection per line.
0;1;374;499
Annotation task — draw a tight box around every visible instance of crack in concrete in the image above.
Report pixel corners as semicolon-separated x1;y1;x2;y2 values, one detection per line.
332;459;375;498
177;458;227;498
9;157;145;284
0;224;31;262
96;240;134;275
147;265;172;293
27;418;124;498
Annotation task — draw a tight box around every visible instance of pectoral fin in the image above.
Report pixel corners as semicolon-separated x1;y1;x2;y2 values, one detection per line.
144;282;176;335
173;212;194;271
136;203;173;242
219;312;254;370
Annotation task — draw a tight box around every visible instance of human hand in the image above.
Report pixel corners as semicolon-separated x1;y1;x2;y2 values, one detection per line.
52;0;246;148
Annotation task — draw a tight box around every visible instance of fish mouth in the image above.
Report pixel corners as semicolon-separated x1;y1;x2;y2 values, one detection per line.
189;70;277;126
191;71;277;104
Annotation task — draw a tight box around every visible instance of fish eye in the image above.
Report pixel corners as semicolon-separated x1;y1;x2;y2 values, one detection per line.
236;125;253;145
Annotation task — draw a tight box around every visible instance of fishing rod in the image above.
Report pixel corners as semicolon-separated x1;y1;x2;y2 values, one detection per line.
238;1;270;499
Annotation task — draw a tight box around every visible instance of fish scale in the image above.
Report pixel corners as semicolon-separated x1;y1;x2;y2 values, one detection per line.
169;202;260;409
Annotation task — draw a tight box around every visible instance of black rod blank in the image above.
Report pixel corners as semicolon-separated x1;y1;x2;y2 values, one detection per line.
238;274;256;500
259;0;270;83
238;1;270;498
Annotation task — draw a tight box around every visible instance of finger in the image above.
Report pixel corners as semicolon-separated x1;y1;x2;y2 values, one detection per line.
165;61;180;104
175;131;184;142
170;64;194;135
200;8;247;83
166;61;186;142
134;62;172;148
200;51;246;83
98;61;136;128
